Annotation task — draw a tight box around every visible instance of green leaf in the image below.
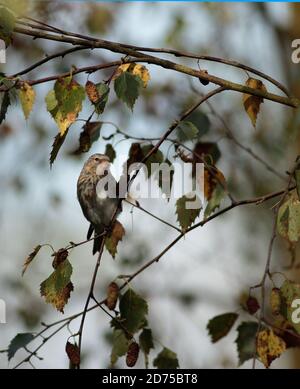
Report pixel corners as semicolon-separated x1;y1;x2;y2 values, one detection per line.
277;194;300;243
45;89;57;112
105;143;116;163
207;313;238;343
110;329;129;366
46;77;85;136
8;333;34;361
155;159;174;201
139;328;154;369
176;193;202;231
141;144;164;178
119;289;148;334
50;130;68;167
280;280;300;334
40;259;73;312
54;76;85;116
177;121;199;142
0;91;10;124
185;111;210;137
204;184;225;218
114;71;142;110
139;328;154;354
0;6;15;46
177;111;212;142
95;83;110;114
235;321;258;365
153;347;179;369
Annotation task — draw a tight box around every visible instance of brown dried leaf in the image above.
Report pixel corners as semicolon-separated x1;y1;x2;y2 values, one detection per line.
65;341;80;366
106;282;119;310
126;143;144;169
105;221;125;258
74;122;102;154
246;296;260;315
126;341;140;367
204;167;226;201
22;245;42;276
85;80;99;103
52;249;68;270
243;78;267;127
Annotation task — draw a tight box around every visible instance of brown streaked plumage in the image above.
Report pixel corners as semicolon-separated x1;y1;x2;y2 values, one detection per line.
77;154;120;254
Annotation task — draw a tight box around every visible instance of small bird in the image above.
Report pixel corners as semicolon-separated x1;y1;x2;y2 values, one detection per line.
77;154;120;254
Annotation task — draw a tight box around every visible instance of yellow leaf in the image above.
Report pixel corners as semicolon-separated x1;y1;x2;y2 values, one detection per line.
115;63;150;88
19;82;35;119
243;78;267;127
257;329;286;368
55;110;77;137
105;220;125;258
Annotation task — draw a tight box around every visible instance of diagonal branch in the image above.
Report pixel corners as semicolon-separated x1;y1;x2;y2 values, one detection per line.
11;46;88;78
12;24;299;107
17;17;289;96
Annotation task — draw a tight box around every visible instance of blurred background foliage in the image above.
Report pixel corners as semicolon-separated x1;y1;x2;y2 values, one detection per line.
0;1;300;368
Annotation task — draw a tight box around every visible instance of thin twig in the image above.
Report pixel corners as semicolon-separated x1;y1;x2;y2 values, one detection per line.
124;199;182;233
11;46;88;78
76;234;106;365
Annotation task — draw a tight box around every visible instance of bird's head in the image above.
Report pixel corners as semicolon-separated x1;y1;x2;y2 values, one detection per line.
83;154;111;176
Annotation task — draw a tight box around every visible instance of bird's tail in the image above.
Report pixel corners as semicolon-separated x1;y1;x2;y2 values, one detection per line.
87;223;94;240
93;227;104;255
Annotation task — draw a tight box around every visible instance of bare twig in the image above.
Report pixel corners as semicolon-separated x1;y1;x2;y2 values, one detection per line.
11;46;88;78
124;199;182;233
76;234;106;364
